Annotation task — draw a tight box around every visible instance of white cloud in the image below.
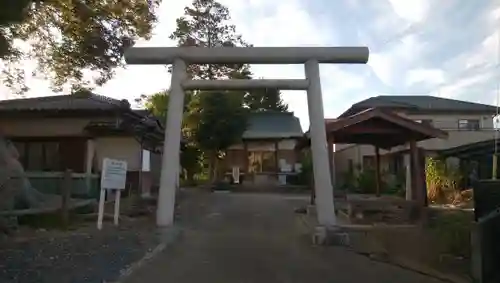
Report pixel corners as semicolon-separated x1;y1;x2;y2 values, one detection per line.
433;10;500;102
368;34;425;86
387;0;430;23
464;31;499;69
490;5;500;23
436;71;496;99
236;2;332;46
405;68;445;87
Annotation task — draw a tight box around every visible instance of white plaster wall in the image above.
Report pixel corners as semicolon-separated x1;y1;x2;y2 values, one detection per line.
94;137;142;171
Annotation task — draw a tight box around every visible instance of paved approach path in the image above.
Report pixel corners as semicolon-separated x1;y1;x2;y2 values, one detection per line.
124;192;444;283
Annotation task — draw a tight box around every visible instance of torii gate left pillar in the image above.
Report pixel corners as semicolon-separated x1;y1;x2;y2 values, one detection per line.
125;46;369;228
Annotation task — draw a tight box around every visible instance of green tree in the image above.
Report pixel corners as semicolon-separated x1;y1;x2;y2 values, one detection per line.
245;88;289;112
192;91;248;181
1;0;161;93
138;90;203;182
180;143;203;183
136;90;193;122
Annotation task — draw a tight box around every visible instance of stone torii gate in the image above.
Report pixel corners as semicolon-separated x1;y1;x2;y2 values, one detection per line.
124;46;370;228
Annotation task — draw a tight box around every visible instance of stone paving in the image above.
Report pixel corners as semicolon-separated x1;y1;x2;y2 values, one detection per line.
123;192;445;283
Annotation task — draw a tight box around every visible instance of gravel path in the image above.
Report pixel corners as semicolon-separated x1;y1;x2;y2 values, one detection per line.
0;222;161;283
123;192;445;283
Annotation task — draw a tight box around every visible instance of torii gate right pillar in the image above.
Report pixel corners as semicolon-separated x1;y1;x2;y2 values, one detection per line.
304;59;336;225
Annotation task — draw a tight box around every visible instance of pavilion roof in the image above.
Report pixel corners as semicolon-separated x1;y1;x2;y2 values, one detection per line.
298;108;448;149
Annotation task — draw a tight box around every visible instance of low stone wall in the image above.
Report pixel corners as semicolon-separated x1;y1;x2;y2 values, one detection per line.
302;206;474;283
318;223;472;283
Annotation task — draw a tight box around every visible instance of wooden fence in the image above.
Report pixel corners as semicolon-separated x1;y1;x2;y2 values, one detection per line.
25;171;100;199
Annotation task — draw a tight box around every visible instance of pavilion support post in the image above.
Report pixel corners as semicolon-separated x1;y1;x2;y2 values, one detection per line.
418;148;428;207
404;153;412;200
375;146;381;197
156;58;187;227
305;59;336;226
409;140;427;209
409;140;418;201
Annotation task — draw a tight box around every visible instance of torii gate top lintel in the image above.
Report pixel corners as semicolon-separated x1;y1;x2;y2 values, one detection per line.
124;46;369;65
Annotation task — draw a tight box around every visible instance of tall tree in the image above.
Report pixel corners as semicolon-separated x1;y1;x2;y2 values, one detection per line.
1;0;161;93
168;0;253;180
245;88;289;112
169;0;251;80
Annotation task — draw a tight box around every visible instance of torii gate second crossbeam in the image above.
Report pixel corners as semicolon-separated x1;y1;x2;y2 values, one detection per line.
124;46;370;228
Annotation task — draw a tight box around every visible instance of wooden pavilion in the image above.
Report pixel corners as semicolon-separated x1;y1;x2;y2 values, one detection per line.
299;108;448;207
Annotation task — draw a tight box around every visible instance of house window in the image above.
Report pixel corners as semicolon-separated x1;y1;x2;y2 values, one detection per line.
12;141;60;171
458;119;480;130
248;151;276;173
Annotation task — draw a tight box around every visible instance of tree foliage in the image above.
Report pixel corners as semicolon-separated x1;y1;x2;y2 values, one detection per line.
192;91;248;152
245;88;289;112
169;0;251;80
0;0;161;93
180;143;203;183
137;90;193;123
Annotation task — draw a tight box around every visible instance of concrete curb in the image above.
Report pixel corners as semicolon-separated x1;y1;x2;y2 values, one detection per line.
109;226;183;283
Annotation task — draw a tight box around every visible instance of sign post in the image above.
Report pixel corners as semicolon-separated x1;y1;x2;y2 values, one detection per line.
98;158;127;230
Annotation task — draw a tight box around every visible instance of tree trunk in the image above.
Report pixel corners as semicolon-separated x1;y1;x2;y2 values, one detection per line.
186;170;194;185
208;150;217;183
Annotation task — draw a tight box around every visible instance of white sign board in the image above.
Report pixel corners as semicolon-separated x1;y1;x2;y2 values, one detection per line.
141;150;151;172
98;158;127;230
232;167;240;184
100;158;127;190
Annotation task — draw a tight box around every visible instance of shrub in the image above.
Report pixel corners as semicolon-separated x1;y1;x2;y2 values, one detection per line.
426;158;464;204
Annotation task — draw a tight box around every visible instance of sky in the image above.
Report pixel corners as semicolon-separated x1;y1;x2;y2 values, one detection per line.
2;0;500;130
